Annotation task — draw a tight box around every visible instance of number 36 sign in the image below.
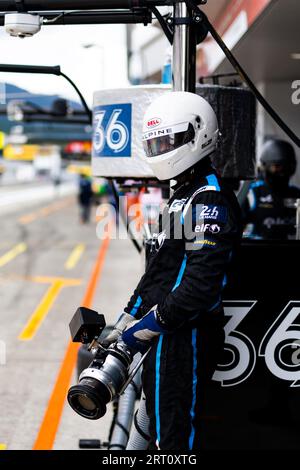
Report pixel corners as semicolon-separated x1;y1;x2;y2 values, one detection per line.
93;103;132;158
213;300;300;388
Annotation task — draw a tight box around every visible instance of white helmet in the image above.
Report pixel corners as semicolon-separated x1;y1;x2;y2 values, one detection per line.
142;91;219;180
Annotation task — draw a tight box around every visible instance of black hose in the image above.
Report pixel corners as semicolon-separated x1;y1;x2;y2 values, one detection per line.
186;0;300;148
150;6;173;44
60;71;92;124
0;64;92;123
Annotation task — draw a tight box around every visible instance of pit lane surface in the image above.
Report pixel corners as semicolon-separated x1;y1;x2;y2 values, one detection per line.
0;187;141;450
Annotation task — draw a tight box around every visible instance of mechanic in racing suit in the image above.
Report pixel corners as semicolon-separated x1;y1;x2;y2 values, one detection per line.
105;92;242;450
242;139;300;239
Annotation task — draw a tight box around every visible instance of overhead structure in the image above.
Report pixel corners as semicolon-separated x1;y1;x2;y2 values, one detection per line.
0;0;294;148
0;0;172;8
172;1;197;93
0;9;152;25
0;64;92;122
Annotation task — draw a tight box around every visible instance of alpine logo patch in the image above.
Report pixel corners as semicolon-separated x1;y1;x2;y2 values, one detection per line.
168;198;188;213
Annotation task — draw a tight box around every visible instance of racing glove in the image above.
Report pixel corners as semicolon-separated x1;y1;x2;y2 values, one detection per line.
121;309;167;354
101;313;135;347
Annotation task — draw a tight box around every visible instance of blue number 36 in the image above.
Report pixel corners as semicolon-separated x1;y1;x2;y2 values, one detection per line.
93;104;132;158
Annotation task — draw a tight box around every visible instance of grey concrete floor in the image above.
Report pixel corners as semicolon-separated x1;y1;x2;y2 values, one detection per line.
0;193;142;450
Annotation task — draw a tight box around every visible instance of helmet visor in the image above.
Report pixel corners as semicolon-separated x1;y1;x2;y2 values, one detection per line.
143;122;195;158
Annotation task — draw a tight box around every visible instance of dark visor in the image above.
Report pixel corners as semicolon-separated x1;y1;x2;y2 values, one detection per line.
143;123;195;158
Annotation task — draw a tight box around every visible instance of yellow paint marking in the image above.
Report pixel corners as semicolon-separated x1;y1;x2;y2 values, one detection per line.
0;243;27;267
64;243;85;270
0;444;6;450
0;274;81;285
19;198;73;225
18;277;81;341
29;276;82;285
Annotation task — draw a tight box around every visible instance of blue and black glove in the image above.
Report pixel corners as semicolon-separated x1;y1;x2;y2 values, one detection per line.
101;313;135;347
121;309;166;354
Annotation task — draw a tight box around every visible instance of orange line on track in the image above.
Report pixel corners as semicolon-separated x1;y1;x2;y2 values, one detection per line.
33;233;111;450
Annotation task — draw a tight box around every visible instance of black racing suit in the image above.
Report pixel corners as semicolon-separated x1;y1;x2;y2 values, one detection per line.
241;180;300;240
124;166;242;450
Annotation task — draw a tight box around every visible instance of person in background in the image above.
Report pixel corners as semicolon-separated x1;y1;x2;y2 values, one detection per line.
242;139;300;240
243;139;300;427
78;173;93;224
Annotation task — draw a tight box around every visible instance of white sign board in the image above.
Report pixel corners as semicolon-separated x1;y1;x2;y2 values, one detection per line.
92;85;170;178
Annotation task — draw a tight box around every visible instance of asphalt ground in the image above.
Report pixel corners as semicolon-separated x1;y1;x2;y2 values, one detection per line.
0;188;141;450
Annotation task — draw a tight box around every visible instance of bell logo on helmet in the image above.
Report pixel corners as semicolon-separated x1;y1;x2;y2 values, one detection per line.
147;118;161;128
